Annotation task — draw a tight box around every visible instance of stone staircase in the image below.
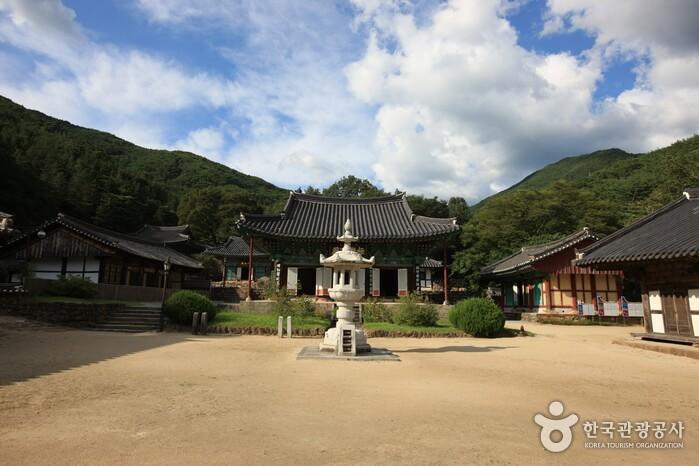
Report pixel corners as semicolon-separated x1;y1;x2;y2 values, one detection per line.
93;305;161;333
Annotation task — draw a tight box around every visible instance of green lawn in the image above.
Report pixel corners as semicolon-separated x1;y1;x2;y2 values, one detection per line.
363;319;463;334
212;312;329;330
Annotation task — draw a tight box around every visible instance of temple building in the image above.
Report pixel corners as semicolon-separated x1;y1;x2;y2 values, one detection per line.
481;228;624;315
0;213;204;295
203;236;271;282
577;188;699;344
236;192;459;300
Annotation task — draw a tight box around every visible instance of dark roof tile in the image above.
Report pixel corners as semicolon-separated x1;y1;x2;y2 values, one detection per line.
482;228;598;276
237;192;459;241
577;190;699;266
203;236;268;258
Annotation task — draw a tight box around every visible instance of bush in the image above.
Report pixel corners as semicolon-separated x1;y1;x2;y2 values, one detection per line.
289;297;316;317
393;293;439;327
449;297;505;337
164;290;217;326
362;299;392;323
46;275;97;299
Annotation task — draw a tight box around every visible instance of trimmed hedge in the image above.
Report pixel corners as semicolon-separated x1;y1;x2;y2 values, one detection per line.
393;293;439;327
449;297;505;337
164;290;217;326
46;276;97;299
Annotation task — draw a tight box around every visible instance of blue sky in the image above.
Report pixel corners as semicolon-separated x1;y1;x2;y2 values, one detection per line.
1;0;698;200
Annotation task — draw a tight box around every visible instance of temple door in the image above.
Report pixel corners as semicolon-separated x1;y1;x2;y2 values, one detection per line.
397;268;408;296
358;269;366;297
286;267;298;295
371;268;380;297
315;268;323;296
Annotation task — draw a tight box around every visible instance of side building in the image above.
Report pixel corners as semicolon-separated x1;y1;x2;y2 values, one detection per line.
0;213;204;299
481;228;624;315
577;188;699;344
236;192;460;301
203;236;271;282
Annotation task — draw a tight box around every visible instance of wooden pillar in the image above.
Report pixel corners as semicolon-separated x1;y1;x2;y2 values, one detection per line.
442;245;449;305
591;272;598;314
545;276;552;311
571;273;578;312
247;236;254;301
221;256;227;286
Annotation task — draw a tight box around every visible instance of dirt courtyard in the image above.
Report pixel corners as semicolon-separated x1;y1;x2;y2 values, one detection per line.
1;317;697;465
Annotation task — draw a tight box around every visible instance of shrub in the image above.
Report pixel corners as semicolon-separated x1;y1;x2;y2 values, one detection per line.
449;297;505;337
362;299;392;323
393;293;439;327
46;275;97;299
256;276;276;299
164;290;217;326
289;297;316;317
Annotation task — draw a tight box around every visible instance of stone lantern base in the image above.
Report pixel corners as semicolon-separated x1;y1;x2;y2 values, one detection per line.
320;324;371;354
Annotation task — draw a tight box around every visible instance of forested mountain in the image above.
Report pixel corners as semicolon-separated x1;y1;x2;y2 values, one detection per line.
0;96;286;242
2;93;697;287
455;135;699;287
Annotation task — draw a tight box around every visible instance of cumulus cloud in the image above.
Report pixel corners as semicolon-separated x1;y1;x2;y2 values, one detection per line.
345;0;699;199
1;0;698;200
172;127;227;161
0;0;240;146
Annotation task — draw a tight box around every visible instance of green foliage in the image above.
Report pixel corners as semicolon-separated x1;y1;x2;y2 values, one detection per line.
46;276;97;299
393;293;439;327
322;175;387;198
261;281;315;317
289;297;316;317
176;185;262;244
456;136;699;291
449;298;504;337
362;299;393;323
0;96;285;231
164;290;217;326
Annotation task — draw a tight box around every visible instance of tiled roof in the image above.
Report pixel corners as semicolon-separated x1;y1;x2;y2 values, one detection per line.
237;192;459;241
131;224;190;244
577;189;699;266
203;236;269;258
421;257;443;268
3;214;203;269
481;228;598;276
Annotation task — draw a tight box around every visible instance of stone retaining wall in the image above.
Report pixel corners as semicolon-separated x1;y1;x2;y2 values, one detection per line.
0;300;123;327
521;312;643;325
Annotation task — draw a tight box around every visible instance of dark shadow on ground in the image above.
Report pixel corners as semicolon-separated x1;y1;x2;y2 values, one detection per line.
0;316;201;386
393;345;514;353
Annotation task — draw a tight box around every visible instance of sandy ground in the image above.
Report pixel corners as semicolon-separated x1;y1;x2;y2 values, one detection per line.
1;316;698;465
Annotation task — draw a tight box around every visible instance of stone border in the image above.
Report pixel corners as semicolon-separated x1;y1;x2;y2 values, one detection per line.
613;338;699;360
0;300;123;328
209;325;325;336
208;324;471;337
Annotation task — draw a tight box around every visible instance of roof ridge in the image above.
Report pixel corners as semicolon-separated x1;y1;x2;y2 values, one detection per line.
289;191;406;204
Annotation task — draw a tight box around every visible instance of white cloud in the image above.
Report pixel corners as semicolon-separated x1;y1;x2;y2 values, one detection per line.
173;127;226;161
345;0;699;199
1;0;698;201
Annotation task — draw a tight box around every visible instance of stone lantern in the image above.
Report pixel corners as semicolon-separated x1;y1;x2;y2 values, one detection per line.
319;219;375;355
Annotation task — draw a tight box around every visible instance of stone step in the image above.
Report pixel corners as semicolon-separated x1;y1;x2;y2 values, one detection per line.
93;322;159;331
109;311;161;318
92;327;157;333
103;316;160;323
